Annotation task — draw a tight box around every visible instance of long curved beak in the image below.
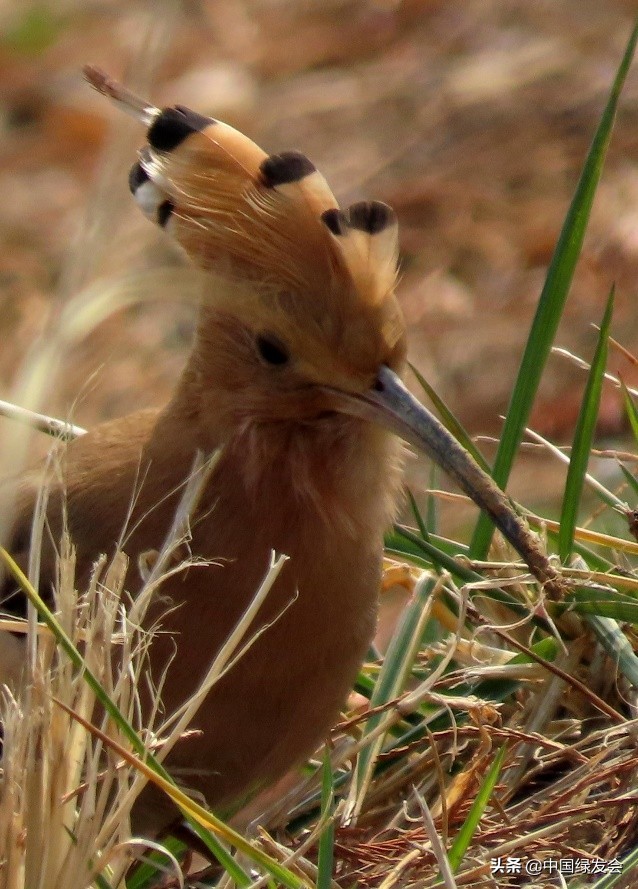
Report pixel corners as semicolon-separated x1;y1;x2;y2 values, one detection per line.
328;364;560;596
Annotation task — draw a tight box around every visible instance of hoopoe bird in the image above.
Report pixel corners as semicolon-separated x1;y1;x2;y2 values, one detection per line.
0;68;560;832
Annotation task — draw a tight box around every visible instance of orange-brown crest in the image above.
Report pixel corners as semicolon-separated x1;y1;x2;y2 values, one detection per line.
85;66;405;386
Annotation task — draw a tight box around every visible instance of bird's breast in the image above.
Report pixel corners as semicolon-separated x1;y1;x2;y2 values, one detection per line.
130;423;394;815
4;408;403;820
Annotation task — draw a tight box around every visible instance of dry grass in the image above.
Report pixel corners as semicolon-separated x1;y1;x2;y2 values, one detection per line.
0;541;152;888
0;448;296;888
3;514;638;888
1;6;638;889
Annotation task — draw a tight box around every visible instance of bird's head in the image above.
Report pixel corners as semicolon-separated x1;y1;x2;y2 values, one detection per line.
119;93;409;438
82;68;559;593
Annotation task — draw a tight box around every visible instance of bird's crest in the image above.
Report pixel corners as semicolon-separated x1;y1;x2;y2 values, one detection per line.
84;66;398;311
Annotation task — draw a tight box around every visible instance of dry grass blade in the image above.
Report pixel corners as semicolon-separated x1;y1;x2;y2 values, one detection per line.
0;543;143;889
0;508;302;888
0;445;297;888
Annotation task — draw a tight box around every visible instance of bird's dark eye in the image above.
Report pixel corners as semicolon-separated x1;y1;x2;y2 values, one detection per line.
256;333;290;366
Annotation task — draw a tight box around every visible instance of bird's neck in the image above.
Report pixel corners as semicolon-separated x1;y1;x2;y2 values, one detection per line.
228;415;404;541
155;366;404;544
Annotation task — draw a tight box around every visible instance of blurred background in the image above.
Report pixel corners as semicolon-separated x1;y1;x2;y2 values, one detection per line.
0;0;637;517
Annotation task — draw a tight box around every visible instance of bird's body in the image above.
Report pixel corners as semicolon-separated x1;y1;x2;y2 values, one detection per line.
6;315;402;828
0;68;559;834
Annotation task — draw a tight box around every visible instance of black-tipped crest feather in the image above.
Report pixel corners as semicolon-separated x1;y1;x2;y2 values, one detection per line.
260;151;316;187
348;201;396;234
148;106;215;152
122;90;400;317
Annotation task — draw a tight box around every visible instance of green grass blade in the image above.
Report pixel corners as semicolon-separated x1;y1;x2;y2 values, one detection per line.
621;380;638;444
388;525;538;619
447;745;507;872
317;751;336;889
426;465;439;531
587;614;638;686
619;461;638;498
409;362;491;472
346;574;437;822
587;847;638;888
471;21;638;559
407;487;430;540
126;836;187;889
387;524;470;560
559;288;614;562
563;587;638;624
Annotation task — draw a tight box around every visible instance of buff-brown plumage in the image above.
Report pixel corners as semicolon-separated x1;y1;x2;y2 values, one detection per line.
0;69;560;834
0;71;408;832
